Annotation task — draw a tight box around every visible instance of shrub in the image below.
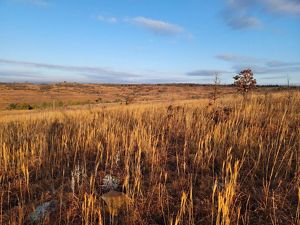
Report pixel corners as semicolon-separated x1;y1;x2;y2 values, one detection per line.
8;103;17;110
233;69;256;96
8;103;34;110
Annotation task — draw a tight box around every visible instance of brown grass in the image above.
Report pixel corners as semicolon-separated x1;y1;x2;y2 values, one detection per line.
0;83;240;110
0;90;299;225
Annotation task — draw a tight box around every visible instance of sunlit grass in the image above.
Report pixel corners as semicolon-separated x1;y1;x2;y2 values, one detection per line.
0;91;299;224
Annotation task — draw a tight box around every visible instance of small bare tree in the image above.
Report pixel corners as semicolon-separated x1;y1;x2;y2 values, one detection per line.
233;69;256;96
209;73;221;104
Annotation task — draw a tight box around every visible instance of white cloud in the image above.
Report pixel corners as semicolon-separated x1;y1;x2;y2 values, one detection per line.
129;17;184;35
262;0;300;16
94;15;191;38
96;15;118;24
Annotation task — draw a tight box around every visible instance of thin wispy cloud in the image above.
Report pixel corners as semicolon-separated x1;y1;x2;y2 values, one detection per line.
94;15;191;38
1;59;203;83
265;60;300;67
186;69;230;77
216;53;262;63
128;17;185;35
96;15;118;24
0;59;203;84
216;53;300;75
0;59;140;78
224;14;262;29
0;70;87;83
232;64;300;74
0;70;42;79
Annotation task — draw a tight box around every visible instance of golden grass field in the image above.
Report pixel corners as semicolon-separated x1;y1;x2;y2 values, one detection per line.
0;83;243;110
0;85;299;225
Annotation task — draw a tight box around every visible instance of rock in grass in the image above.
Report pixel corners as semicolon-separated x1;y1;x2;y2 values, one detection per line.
102;174;120;191
29;200;57;223
101;190;132;216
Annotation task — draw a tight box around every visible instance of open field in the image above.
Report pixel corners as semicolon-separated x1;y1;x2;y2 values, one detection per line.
0;89;299;225
0;83;294;111
0;83;237;110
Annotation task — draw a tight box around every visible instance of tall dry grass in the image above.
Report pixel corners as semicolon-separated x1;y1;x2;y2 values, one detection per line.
0;92;299;225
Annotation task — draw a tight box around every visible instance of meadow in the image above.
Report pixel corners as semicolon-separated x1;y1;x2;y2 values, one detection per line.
0;88;299;225
0;82;258;110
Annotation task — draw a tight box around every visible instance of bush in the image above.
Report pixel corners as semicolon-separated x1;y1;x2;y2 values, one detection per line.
233;69;257;96
8;103;17;110
7;103;34;110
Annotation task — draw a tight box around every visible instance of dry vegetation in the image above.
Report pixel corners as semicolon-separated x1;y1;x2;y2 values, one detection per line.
0;90;299;225
0;83;239;110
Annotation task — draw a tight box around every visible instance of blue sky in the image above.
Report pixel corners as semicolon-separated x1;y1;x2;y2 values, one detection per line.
0;0;299;84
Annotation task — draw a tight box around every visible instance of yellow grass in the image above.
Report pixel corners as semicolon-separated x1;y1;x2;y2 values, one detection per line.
0;91;299;224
